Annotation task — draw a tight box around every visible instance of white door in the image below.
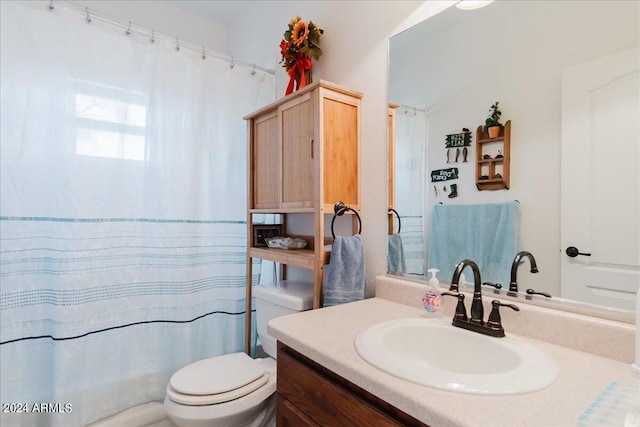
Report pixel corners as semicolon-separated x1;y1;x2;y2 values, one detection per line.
561;48;640;311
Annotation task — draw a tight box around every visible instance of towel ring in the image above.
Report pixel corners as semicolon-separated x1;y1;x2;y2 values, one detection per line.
388;208;401;234
331;201;362;239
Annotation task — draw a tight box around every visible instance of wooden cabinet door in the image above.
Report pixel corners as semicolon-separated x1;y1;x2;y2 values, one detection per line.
280;95;313;209
277;395;319;427
322;94;360;210
251;111;279;209
277;344;418;427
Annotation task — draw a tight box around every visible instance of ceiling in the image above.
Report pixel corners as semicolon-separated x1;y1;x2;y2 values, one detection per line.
164;1;248;25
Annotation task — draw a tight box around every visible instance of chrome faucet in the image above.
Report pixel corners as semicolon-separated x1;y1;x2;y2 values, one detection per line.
442;259;519;337
509;251;539;292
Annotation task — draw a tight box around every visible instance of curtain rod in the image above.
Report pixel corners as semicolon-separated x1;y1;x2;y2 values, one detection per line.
45;0;275;75
399;104;426;115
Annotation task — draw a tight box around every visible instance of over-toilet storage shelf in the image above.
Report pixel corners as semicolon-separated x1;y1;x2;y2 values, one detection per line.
243;80;362;354
476;119;511;191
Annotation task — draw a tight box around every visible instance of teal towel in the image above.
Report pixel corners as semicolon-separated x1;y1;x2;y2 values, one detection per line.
323;235;365;307
427;202;520;287
387;234;406;273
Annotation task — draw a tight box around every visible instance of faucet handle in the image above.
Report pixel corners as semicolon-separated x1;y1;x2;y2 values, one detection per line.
525;288;551;298
441;291;468;321
483;282;502;289
486;300;520;337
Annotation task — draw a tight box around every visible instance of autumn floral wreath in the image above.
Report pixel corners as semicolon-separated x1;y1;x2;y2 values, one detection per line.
280;16;323;95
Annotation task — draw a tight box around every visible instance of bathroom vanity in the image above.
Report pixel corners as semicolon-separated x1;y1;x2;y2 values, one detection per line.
269;275;635;426
277;342;425;426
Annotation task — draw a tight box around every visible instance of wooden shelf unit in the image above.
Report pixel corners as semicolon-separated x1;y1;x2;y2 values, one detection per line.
476;119;511;190
243;81;362;354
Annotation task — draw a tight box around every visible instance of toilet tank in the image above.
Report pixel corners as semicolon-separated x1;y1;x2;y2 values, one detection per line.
254;281;314;358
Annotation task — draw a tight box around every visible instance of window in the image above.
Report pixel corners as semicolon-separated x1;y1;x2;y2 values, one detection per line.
73;83;147;161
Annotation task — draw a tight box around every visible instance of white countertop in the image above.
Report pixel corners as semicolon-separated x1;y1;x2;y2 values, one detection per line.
269;294;637;426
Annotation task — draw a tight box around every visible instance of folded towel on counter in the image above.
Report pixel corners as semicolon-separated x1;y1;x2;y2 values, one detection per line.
323;234;365;307
387;233;406;274
427;201;520;287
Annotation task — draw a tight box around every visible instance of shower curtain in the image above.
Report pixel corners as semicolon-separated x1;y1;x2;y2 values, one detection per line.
394;110;426;276
0;2;274;426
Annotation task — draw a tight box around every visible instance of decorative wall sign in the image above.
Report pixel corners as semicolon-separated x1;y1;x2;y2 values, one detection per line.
431;167;459;182
445;131;472;148
446;130;471;163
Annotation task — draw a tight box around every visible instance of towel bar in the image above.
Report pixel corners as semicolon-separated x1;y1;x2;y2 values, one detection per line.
388;207;401;234
331;201;362;238
439;199;519;205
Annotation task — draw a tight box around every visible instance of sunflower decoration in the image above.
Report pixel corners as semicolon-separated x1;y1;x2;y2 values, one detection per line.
280;16;323;94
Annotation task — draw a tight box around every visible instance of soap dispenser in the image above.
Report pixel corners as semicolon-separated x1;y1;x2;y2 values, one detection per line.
423;268;442;319
428;268;440;288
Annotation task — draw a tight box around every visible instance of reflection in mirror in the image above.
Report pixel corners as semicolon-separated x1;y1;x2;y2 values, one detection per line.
388;104;425;276
388;0;638;318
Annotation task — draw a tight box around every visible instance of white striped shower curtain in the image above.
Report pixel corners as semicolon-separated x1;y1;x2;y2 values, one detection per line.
0;2;275;425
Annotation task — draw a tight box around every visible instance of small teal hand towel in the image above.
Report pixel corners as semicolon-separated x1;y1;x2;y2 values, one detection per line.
323;235;365;307
427;202;520;287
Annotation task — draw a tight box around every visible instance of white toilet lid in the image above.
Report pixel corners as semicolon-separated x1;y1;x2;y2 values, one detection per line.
167;373;269;405
170;352;266;396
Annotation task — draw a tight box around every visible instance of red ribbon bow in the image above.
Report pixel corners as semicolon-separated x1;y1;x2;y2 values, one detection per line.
286;56;313;95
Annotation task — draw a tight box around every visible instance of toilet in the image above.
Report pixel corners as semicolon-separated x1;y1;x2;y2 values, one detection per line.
163;280;314;427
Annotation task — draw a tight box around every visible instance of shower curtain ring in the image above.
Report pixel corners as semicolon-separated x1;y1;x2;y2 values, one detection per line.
150;29;155;43
229;56;235;69
85;7;91;23
126;21;132;35
201;46;206;61
49;0;54;10
251;64;256;75
175;37;180;51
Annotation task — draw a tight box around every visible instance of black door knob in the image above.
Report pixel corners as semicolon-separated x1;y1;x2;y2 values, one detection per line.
566;246;591;258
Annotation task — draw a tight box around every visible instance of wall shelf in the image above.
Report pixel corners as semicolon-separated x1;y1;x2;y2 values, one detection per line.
476;120;511;191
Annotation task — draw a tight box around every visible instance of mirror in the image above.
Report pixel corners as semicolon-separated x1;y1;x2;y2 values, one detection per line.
388;0;638;319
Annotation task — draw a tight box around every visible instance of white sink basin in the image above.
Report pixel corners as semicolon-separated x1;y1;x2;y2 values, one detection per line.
355;318;558;395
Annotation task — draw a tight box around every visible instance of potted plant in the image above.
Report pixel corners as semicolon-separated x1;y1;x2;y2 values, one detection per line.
484;101;503;138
